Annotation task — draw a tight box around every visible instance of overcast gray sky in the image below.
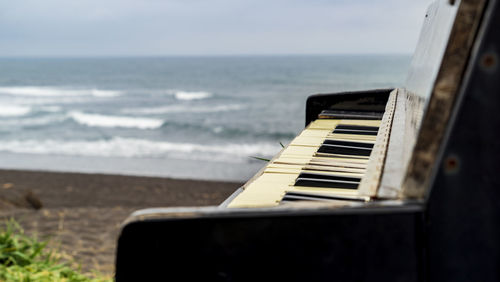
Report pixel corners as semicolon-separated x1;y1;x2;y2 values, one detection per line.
0;0;433;57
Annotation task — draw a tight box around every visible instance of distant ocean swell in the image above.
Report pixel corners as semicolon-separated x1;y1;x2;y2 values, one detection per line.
120;104;244;115
0;86;214;101
0;103;246;120
0;86;122;97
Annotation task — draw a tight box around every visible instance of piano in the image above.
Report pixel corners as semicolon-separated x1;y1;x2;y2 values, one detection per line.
115;0;500;281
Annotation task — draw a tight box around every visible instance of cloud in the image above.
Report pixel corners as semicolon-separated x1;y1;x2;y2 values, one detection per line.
0;0;433;56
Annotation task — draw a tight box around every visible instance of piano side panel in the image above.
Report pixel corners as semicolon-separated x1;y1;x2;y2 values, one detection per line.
427;0;500;280
116;205;424;282
378;89;425;199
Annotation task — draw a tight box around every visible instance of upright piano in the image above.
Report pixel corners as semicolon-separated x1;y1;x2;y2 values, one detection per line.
115;0;500;281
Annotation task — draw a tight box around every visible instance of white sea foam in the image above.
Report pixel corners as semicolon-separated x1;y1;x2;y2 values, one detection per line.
0;138;280;161
0;86;122;97
121;104;243;115
174;91;212;101
69;111;164;129
0;105;31;117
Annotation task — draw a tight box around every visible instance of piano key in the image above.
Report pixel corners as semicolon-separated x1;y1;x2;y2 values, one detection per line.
303;164;366;174
228;118;383;207
289;134;375;147
315;152;370;160
317;144;372;156
322;140;374;149
227;173;299;207
327;133;377;142
333;124;379;136
281;191;368;203
338;119;381;127
294;172;361;189
283;142;373;159
287;185;359;196
298;129;332;137
333;129;378;135
318;110;384;120
274;156;369;167
308;160;368;168
307;119;341;130
295;172;361;183
265;167;364;179
309;156;369;164
334;125;380;131
280;145;319;157
289;136;326;147
266;163;365;174
295;178;359;189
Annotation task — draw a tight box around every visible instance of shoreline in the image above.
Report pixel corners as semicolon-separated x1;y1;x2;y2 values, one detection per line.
0;168;243;209
0;169;243;275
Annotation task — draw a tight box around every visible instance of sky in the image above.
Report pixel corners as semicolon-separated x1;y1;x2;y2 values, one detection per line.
0;0;434;57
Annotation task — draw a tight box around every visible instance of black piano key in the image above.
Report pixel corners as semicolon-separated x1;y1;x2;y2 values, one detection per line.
297;173;361;182
295;178;359;189
294;173;360;189
335;125;379;131
333;129;378;135
333;125;379;135
281;192;366;202
317;144;372;156
318;110;383;120
323;140;374;149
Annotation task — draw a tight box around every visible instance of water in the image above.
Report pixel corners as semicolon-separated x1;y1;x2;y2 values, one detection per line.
0;55;410;181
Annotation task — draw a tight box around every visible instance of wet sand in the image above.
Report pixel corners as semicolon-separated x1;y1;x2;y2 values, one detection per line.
0;169;242;276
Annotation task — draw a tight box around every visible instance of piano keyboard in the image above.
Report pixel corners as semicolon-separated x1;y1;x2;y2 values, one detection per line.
227;118;382;208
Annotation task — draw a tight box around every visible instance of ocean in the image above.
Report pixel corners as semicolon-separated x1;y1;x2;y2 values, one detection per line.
0;55;410;181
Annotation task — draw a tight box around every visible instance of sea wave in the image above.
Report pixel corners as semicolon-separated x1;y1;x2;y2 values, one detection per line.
40;106;62;112
121;104;243;114
68;111;164;129
0;86;122;97
1;96;94;106
174;91;212;100
0;115;67;127
0;138;280;160
0;105;31;117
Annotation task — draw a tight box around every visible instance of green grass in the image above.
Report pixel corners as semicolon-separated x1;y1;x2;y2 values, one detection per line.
250;141;286;162
0;219;111;282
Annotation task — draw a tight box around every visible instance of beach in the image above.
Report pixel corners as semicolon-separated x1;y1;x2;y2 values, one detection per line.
0;55;409;277
0;169;242;275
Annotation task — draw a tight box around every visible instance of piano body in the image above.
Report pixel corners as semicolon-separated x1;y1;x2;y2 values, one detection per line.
115;0;500;281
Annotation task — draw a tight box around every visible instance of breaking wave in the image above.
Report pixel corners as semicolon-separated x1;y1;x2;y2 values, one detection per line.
0;138;280;161
0;105;31;117
174;91;212;100
68;111;164;129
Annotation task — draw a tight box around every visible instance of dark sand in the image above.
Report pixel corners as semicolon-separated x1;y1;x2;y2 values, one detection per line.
0;169;242;276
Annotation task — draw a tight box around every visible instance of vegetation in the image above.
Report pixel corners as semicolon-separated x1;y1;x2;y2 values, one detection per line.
0;219;111;282
250;141;286;162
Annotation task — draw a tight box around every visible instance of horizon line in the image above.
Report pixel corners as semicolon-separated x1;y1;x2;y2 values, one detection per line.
0;53;413;59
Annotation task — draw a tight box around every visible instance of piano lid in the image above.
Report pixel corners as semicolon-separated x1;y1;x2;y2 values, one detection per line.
381;0;488;199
